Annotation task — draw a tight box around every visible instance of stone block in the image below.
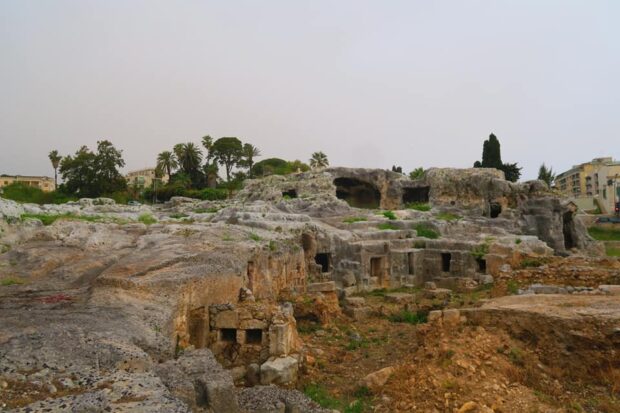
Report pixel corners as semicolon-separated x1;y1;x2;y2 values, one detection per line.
428;310;442;323
214;310;238;329
269;322;292;356
343;296;366;307
239;319;267;330
442;309;460;325
260;356;299;385
423;288;452;300
344;306;371;321
307;281;336;293
384;292;415;304
599;285;620;295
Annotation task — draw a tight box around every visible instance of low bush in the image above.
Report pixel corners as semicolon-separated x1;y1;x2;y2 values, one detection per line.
378;223;398;230
1;182;75;204
343;216;367;224
388;310;428;324
436;212;461;221
138;213;157;225
382;210;397;220
414;223;439;239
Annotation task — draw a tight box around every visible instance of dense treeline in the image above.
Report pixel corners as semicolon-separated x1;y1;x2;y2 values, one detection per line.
2;136;328;204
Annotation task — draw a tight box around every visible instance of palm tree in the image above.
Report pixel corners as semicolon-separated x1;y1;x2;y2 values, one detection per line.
156;151;178;179
309;151;329;169
242;143;261;178
202;135;214;166
177;143;203;176
48;150;62;189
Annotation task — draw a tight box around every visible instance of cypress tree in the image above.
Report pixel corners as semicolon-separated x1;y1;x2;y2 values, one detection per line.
481;134;502;169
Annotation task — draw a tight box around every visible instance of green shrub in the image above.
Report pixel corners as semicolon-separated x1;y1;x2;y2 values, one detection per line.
508;347;525;366
506;280;519;295
1;182;75;204
435;212;461;221
414;223;439;239
588;227;620;241
138;213;157;225
249;232;261;242
382;210;397;220
343;217;367;224
269;240;277;251
388;310;428;324
353;386;371;398
515;238;522;245
470;243;490;259
406;202;431;211
378;223;398;230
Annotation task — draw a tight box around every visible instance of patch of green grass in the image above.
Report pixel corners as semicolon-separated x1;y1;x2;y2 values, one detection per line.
353;386;372;398
414;223;439;239
382;210;397;220
377;222;398;230
169;213;189;219
435;212;461;221
1;278;23;286
20;213;107;226
343;400;367;413
508;347;525;366
138;213;157;225
345;338;369;351
268;240;277;251
506;280;519;295
606;246;620;257
343;216;368;224
304;384;341;409
387;310;428;324
405;202;431;211
470;243;490;259
249;232;261;242
515;238;522;245
520;258;543;268
588;227;620;241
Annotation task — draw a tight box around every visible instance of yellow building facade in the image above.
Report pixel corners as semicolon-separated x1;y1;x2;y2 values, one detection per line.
556;157;620;214
0;175;56;192
125;168;168;189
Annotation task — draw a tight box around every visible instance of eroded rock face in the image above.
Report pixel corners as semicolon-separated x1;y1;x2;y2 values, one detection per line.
0;167;604;411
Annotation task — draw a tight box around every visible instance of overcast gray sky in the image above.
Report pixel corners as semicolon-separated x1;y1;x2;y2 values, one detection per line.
1;1;619;180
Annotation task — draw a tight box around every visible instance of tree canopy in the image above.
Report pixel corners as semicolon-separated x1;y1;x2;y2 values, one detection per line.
211;137;243;182
473;133;522;182
59;140;126;197
538;163;556;187
310;151;329;169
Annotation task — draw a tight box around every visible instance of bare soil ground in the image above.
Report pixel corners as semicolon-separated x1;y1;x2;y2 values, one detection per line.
298;282;620;413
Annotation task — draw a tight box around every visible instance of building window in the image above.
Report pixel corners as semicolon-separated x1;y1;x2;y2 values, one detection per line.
220;329;237;343
245;329;263;344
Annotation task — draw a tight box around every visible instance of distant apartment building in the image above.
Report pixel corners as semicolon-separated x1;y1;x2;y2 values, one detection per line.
125;168;168;189
556;157;620;214
0;175;56;192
